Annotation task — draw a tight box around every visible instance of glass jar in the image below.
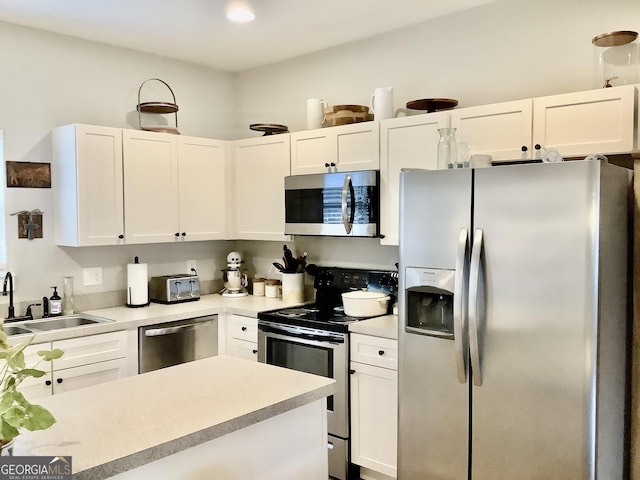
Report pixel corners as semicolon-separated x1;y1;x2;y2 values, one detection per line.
592;30;639;88
437;128;458;169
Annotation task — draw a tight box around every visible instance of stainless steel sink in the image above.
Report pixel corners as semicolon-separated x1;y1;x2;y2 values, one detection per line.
24;314;112;332
3;325;33;336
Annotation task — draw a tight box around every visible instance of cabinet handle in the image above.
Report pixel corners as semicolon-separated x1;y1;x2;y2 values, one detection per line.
252;349;258;354
324;163;330;168
378;350;385;356
534;144;542;150
330;162;336;167
181;232;186;237
349;369;356;374
45;380;52;386
241;326;247;332
56;378;63;384
174;232;180;237
521;146;528;152
118;234;124;239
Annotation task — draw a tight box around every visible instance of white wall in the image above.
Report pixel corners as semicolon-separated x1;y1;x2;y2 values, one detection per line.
234;0;640;135
0;22;237;304
0;0;638;307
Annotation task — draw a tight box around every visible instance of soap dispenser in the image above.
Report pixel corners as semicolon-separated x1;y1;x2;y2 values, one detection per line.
49;286;62;317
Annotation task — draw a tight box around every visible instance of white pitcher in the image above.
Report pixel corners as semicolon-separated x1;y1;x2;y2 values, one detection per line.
306;98;328;129
370;86;394;120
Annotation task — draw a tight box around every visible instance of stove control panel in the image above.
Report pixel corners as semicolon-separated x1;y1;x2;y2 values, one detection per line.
313;267;397;296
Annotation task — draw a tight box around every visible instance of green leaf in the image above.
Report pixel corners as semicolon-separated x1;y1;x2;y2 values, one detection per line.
17;368;46;378
23;404;55;432
38;349;64;361
0;418;19;442
2;406;26;429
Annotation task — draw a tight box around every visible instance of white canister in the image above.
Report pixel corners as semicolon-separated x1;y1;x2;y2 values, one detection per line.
281;273;304;303
252;278;265;296
370;86;394;120
306;98;328;129
265;279;281;298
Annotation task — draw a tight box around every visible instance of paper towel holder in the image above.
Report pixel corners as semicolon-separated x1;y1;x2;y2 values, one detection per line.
127;256;150;308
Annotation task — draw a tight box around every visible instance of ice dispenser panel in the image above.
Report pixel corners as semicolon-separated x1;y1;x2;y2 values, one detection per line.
404;267;456;339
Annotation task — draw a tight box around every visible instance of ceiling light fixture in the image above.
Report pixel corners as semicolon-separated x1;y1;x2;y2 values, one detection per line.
226;3;255;23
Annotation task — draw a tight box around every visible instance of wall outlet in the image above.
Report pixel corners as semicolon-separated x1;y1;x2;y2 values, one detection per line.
83;267;103;286
186;260;197;274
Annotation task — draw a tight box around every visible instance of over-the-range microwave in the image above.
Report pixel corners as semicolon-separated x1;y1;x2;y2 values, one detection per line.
284;169;380;237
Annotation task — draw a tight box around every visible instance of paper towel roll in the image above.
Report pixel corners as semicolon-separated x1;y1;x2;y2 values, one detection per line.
127;260;149;307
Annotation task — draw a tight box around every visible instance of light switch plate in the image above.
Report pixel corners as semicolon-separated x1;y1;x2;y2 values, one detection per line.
83;267;103;286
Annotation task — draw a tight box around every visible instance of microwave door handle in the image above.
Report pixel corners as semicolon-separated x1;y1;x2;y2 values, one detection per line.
454;228;469;384
468;229;483;386
341;174;353;234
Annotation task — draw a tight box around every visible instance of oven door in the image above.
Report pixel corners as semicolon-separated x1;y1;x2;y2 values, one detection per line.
257;321;348;438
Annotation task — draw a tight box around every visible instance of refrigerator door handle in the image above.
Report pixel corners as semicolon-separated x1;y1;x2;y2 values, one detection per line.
453;228;469;383
469;228;483;386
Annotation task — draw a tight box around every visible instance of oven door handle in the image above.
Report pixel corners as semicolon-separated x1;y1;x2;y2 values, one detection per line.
259;324;345;344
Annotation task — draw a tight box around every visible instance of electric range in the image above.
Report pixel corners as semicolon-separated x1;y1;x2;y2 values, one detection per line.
257;266;397;480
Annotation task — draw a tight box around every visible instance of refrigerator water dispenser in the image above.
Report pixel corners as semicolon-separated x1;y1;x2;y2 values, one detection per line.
404;267;456;338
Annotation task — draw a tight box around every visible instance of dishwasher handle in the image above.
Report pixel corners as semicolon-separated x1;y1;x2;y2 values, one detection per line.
145;322;199;337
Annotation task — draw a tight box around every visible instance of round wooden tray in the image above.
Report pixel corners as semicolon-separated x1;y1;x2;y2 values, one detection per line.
137;102;179;114
250;124;289;136
406;98;458;113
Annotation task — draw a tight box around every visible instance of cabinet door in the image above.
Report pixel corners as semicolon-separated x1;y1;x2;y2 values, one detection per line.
227;338;258;362
52;331;128;371
53;124;125;246
335;121;380;171
532;84;636;156
177;136;228;241
123;129;180;243
19;344;54;399
52;358;128;394
350;362;398;477
379;113;448;246
290;128;336;175
451;99;533;161
231;136;291;241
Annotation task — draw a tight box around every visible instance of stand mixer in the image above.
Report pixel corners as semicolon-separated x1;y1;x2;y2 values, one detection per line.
221;251;248;297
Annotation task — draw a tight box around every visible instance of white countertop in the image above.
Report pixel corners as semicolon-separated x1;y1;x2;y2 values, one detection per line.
7;294;305;344
349;314;398;340
16;355;335;479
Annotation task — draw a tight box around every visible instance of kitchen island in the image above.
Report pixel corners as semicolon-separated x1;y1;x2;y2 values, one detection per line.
16;355;335;479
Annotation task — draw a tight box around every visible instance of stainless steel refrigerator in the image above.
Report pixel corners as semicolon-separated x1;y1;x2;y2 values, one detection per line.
397;160;629;480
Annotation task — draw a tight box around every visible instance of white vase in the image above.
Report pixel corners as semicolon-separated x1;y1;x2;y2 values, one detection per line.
1;438;15;456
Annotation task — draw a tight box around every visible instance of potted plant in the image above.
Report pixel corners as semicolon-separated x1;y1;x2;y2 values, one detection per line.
0;327;63;455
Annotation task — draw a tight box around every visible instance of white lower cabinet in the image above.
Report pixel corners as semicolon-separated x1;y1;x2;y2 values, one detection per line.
20;330;130;399
350;333;398;478
224;315;258;361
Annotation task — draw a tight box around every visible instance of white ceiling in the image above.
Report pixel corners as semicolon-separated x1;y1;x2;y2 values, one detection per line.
0;0;496;72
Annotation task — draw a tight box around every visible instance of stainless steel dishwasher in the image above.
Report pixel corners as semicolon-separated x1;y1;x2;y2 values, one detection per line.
138;315;218;373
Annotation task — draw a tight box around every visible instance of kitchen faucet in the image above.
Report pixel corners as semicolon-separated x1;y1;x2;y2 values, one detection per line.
2;272;15;320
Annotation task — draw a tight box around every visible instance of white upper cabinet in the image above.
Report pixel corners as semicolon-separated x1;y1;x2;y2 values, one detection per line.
230;134;291;241
450;99;533;161
379;112;449;246
177;136;228;241
290;122;380;175
451;85;637;162
123;129;180;244
531;85;636;157
53;124;125;246
122;131;228;244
